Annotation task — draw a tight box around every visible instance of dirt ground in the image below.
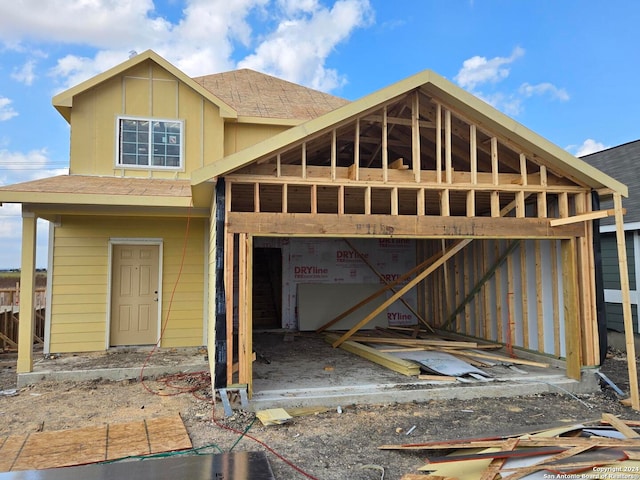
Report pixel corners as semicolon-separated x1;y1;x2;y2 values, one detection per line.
1;349;640;480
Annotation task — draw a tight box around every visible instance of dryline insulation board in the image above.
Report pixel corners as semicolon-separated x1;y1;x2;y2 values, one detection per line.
0;452;276;480
254;237;418;329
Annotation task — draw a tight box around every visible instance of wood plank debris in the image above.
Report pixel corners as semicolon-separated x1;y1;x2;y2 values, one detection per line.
322;326;550;381
382;415;640;479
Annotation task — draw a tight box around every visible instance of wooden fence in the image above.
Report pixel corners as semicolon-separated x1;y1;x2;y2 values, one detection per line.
0;283;46;351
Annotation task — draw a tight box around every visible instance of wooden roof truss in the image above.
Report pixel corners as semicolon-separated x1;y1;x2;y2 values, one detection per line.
225;88;592;232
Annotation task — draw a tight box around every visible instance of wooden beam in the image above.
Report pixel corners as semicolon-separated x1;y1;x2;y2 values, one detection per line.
561;238;582;380
316;247;455;333
436;103;442;183
549;209;619;226
343;238;432;331
363;114;435;129
382;106;388;183
226;212;586;238
444;108;452;184
353;120;359;181
331;129;337;181
332;239;471;347
412;91;421;182
614;192;640;410
301;142;307;179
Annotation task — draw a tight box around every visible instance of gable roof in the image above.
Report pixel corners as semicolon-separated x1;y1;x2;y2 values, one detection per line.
193;69;349;121
191;69;628;199
52;50;237;122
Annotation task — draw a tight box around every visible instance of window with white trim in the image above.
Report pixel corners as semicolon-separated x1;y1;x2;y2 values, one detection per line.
118;117;183;168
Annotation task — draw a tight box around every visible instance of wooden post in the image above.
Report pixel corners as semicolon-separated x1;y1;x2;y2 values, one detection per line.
561;238;582;380
412;91;421;182
614;192;640;409
17;212;37;373
382;106;388;183
354;119;360;182
237;233;253;396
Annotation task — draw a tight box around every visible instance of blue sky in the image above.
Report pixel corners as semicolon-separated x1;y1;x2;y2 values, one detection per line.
0;0;639;269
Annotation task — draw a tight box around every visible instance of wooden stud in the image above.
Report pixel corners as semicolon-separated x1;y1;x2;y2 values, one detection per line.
276;153;281;178
354;120;360;182
282;183;287;214
578;193;597;365
412;91;421;183
551;240;561;357
391;187;398;215
520;241;529;349
237;233;247;386
463;248;471;334
441;239;451;322
444;108;452;183
506;250;516;349
466;190;475;217
561;238;581;380
491;137;499;185
614;192;640;409
482;242;491;339
331;129;337;181
365;185;371;215
301;142;307;179
491;191;500;217
441;189;450;216
338;185;345;215
495;241;503;342
470;124;478;184
417;188;425;216
519;153;528;186
224;180;235;385
253;183;260;213
535;240;544;351
382;106;388;183
558;191;569;218
311;184;317;214
436;103;442;183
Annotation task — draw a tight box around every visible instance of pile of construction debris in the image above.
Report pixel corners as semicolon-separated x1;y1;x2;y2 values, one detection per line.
324;327;549;381
387;413;640;479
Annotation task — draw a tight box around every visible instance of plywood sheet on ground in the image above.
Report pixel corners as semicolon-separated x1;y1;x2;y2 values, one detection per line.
0;415;191;472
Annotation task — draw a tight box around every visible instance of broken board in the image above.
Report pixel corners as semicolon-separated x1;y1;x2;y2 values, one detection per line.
0;415;191;472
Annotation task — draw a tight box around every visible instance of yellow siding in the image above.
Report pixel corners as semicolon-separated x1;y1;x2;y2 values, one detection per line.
124;77;150;115
49;215;206;353
68;58;224;178
224;123;291;156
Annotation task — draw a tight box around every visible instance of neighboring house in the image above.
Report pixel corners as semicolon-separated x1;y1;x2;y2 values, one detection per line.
582;140;640;333
0;51;632;398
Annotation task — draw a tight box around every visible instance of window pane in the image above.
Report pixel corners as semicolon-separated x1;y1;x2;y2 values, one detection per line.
119;118;181;168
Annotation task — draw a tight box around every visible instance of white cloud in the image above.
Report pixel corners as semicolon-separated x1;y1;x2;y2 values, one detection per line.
239;0;374;91
569;139;609;157
0;97;18;121
454;47;524;91
11;59;36;85
0;148;67;186
0;0;172;49
30;0;372;92
519;82;569;101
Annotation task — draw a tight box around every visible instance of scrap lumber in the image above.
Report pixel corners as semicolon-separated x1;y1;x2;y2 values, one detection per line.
387;416;640;480
324;333;420;376
441;348;550;368
346;336;478;349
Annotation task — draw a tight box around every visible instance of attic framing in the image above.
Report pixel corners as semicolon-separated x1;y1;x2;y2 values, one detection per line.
216;87;637;406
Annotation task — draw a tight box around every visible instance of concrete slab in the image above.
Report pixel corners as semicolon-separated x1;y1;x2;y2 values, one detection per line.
14;333;600;411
